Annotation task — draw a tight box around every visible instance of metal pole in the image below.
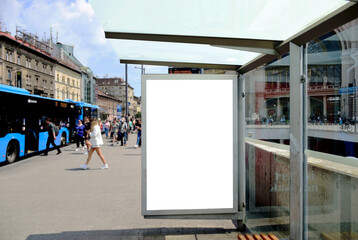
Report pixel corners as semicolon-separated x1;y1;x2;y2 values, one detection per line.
354;78;356;132
289;42;305;240
238;75;245;230
125;63;128;119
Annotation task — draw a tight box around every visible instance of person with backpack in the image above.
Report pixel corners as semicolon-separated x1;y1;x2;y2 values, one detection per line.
43;118;61;156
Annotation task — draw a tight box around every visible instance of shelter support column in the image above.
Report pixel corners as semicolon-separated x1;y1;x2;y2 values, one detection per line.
237;75;245;230
289;42;307;240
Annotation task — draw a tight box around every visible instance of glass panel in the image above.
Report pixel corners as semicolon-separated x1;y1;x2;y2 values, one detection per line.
305;18;358;239
108;39;260;66
244;54;291;238
90;0;347;41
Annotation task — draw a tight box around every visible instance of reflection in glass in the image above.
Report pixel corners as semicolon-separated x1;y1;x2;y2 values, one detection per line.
305;18;358;239
244;54;291;238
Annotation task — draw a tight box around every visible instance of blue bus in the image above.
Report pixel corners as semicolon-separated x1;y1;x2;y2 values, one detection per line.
0;84;98;164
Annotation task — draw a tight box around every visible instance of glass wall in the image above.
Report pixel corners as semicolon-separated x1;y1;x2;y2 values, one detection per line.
243;16;358;240
305;18;358;239
244;54;291;239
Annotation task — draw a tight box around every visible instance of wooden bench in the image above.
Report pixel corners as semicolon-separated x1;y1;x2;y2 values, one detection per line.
238;232;280;240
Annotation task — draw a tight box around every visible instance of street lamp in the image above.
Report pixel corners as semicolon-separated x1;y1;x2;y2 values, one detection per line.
134;64;145;75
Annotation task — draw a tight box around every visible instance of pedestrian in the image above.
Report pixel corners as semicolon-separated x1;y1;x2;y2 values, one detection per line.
134;119;141;148
128;118;133;134
104;119;110;138
80;119;108;170
74;119;85;151
110;119;119;146
83;116;91;154
119;118;128;147
43;118;62;155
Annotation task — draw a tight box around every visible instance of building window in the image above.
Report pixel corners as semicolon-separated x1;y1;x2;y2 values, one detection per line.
50;68;53;75
17;56;21;65
6;52;9;61
43;65;47;74
57;74;59;82
67;78;70;85
56;88;59;97
9;52;13;62
62;76;65;83
7;69;11;80
26;59;31;68
35;62;39;71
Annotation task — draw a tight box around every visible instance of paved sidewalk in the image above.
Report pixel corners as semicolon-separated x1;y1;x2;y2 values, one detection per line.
0;133;239;240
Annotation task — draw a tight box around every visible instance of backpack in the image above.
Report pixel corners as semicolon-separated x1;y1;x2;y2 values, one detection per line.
54;124;59;136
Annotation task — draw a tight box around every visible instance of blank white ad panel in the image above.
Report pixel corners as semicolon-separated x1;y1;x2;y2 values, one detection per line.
145;76;234;212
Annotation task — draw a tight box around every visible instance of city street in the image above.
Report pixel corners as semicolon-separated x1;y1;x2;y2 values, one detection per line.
0;133;238;240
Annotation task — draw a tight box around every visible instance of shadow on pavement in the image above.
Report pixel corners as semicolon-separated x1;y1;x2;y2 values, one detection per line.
64;168;85;171
26;227;238;240
65;168;104;171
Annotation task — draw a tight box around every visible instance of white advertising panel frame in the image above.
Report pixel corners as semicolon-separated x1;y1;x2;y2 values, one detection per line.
142;74;239;218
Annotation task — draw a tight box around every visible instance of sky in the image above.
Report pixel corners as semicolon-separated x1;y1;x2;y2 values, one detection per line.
0;0;168;96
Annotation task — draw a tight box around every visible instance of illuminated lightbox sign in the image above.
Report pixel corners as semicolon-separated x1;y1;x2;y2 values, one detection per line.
142;74;238;216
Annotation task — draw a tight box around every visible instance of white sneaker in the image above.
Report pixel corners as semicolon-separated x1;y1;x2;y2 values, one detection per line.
134;145;138;148
75;148;79;151
82;147;85;150
84;151;88;155
80;164;88;170
101;164;108;169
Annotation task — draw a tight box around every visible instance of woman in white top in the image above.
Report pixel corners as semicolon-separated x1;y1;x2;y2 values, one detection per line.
80;119;108;170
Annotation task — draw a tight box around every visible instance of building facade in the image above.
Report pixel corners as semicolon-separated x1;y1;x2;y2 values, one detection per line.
97;89;122;121
0;31;56;97
52;43;82;102
54;64;81;101
133;95;141;116
82;67;96;104
96;77;135;117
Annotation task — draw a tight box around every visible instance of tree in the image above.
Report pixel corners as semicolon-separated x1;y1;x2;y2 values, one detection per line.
135;112;141;118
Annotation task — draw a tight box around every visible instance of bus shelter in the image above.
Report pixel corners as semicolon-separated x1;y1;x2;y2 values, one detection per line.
89;1;358;239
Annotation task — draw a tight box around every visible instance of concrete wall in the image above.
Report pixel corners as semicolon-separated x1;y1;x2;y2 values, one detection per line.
245;138;358;238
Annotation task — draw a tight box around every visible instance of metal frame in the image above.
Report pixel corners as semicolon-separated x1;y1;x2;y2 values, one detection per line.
141;74;239;219
105;31;281;51
120;59;239;70
239;2;358;74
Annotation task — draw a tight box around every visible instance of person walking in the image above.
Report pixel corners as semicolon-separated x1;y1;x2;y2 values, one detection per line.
74;119;85;151
83;116;91;154
110;119;119;146
43;118;61;155
119;118;128;147
104;119;110;138
80;119;108;170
